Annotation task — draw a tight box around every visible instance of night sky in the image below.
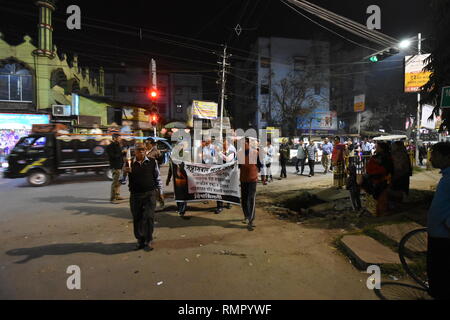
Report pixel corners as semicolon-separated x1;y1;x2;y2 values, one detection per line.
0;0;433;100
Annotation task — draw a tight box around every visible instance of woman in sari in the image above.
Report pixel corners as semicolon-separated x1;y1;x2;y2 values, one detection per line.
363;142;393;216
331;136;346;189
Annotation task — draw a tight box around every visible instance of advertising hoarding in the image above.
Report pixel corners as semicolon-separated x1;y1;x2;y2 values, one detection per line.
404;54;431;93
192;100;218;120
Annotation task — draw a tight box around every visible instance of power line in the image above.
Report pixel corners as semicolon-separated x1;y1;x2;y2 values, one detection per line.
279;0;382;52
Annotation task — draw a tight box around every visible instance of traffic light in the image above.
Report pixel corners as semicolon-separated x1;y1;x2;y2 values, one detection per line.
148;89;158;100
150;113;159;127
369;48;399;63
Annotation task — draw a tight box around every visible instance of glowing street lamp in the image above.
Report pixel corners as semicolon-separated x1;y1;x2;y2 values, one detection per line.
399;39;412;49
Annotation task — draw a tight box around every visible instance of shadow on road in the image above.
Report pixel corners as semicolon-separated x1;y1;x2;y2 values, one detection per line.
374;281;432;300
5;242;135;264
17;174;108;188
36;196;110;204
63;204;247;230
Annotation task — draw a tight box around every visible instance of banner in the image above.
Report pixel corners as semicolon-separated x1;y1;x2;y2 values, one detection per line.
192;100;218;119
421;104;437;130
404;54;431;93
354;94;365;112
297;111;338;133
170;160;241;205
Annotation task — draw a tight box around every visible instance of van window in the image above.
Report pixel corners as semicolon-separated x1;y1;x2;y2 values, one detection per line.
31;137;46;148
17;137;36;147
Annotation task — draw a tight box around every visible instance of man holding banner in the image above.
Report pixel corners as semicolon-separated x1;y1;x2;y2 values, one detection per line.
215;138;237;214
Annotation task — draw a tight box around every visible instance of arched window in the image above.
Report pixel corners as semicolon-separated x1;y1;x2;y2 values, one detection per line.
0;61;33;102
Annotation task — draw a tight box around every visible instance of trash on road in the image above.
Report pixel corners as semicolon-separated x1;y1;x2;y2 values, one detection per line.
185;258;190;262
196;254;201;258
157;281;163;286
389;275;399;281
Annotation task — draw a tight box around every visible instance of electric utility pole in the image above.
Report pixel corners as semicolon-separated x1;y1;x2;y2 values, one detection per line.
218;45;231;141
415;33;422;167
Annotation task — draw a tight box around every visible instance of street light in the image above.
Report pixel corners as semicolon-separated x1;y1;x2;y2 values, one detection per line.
399;39;412;49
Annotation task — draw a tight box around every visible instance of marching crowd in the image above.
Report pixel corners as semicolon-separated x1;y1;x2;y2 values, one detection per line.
103;132;450;299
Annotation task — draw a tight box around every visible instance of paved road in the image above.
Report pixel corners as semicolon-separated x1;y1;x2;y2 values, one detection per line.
0;164;376;299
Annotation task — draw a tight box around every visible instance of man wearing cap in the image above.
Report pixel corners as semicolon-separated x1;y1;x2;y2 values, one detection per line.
123;143;164;251
106;133;125;203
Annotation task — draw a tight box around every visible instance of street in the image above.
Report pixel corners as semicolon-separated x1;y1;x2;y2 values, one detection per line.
0;164;381;300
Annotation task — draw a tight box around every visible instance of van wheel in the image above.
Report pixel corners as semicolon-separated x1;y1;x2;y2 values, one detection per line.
104;169;113;180
27;170;51;187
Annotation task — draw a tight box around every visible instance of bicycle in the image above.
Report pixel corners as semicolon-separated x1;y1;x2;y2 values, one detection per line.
374;228;430;300
398;228;429;289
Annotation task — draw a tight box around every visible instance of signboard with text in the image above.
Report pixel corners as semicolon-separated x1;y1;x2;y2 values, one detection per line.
404;54;431;93
192;100;218;120
441;86;450;108
354;94;365;112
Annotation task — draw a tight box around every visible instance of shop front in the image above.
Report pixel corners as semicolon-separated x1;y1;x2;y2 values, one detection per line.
0;113;50;167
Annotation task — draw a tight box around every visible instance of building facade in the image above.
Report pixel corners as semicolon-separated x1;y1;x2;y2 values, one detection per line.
105;70;203;125
233;37;331;136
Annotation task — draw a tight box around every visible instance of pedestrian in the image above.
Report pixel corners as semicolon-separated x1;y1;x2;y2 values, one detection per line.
89;123;103;135
362;138;373;156
166;158;187;218
145;137;161;161
346;163;362;211
305;140;318;177
331;136;346;189
426;142;450;300
239;138;259;231
123;143;164;251
106;133;125;204
261;140;274;184
362;142;393;216
202;139;216;164
390;141;412;203
296;141;307;175
419;144;427;166
215;138;237;214
279;138;290;179
321;138;333;174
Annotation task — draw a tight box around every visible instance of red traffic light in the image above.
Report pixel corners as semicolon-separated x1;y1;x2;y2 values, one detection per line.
150;113;159;126
148;89;158;100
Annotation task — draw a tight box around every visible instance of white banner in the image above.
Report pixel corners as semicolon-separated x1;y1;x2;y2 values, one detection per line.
174;161;241;204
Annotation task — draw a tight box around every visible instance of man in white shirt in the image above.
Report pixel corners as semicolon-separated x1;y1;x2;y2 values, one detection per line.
215;139;237;214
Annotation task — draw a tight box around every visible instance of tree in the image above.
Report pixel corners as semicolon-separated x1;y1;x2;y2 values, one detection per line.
422;0;450;131
267;69;328;137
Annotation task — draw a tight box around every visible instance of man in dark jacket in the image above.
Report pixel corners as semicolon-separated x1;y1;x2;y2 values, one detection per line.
279;139;290;179
106;133;125;203
123;143;163;251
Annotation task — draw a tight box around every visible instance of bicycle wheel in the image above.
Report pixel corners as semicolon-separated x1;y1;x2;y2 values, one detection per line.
398;228;428;289
374;281;431;300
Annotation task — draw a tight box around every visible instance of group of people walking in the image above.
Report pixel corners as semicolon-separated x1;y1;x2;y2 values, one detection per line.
106;134;261;251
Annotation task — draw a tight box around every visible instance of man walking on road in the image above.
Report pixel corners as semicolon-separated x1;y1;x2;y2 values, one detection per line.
296;141;307;175
106;133;125;204
279;138;290;179
321;138;333;174
427;142;450;300
239;138;259;231
124;143;164;251
306;141;318;177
